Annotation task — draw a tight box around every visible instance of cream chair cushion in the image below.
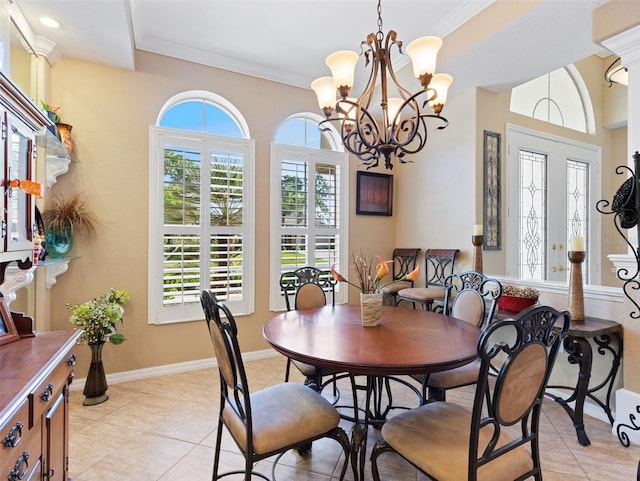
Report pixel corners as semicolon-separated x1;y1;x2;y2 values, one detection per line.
223;382;340;455
381;402;533;481
397;286;445;302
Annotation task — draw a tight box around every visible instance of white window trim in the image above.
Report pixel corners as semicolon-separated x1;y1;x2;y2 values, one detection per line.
269;143;349;311
149;126;255;324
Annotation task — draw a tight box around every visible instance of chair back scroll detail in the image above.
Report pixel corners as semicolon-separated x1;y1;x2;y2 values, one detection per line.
280;266;337;311
443;271;502;329
425;249;460;288
392;248;421;281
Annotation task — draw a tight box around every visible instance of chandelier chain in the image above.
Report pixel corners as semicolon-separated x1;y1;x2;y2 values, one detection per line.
376;0;384;39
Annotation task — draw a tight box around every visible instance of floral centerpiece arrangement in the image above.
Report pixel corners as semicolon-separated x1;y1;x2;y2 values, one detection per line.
331;253;420;327
68;288;130;345
331;253;420;293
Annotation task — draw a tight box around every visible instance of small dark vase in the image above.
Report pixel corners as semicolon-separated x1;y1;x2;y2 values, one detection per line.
45;226;73;258
83;342;109;406
45;111;61;140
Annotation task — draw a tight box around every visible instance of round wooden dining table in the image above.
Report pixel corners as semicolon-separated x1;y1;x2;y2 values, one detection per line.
263;304;481;376
263;304;482;481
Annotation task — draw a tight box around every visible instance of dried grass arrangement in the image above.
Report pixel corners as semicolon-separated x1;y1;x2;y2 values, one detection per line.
42;192;100;237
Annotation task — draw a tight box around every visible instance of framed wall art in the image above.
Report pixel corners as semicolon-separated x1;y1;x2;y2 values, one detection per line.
483;130;501;249
0;295;19;345
356;171;393;216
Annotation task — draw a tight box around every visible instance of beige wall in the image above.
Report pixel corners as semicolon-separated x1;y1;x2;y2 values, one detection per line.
34;51;396;377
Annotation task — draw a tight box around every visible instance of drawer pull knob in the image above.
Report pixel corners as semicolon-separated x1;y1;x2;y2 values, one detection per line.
40;383;54;402
67;353;76;367
2;421;23;447
8;450;29;481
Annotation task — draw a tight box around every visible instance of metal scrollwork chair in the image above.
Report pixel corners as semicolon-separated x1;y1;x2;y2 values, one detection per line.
280;267;340;390
410;271;502;402
200;290;354;481
371;304;570;481
380;248;421;306
396;248;459;310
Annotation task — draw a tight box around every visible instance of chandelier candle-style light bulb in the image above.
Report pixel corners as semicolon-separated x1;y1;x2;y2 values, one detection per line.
311;76;337;116
428;73;453;114
406;36;443;86
311;0;452;170
326;50;359;97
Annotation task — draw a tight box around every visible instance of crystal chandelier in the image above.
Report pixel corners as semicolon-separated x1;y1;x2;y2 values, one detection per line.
311;0;453;170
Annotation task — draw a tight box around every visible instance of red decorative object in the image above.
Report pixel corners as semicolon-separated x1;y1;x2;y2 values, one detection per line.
497;295;538;313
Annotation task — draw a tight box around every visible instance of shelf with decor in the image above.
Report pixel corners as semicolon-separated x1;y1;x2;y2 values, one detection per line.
35;129;78;188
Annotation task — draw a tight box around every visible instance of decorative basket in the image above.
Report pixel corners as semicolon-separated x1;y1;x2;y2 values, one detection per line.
497;294;538;313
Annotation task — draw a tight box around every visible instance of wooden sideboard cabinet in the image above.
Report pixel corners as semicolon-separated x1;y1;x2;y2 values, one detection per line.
1;329;81;481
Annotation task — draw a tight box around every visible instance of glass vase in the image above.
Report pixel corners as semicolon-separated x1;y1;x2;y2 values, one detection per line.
45;226;73;258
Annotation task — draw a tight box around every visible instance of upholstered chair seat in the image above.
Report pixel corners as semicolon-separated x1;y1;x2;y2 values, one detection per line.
396;249;459;310
381;402;534;481
396;286;444;303
222;382;340;455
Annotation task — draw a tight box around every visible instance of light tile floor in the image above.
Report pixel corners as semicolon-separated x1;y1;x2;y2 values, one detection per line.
68;356;640;480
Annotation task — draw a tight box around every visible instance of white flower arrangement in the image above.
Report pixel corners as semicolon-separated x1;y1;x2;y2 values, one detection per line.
68;288;130;345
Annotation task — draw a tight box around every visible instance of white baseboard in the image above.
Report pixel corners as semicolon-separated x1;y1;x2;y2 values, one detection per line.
69;348;279;392
615;388;640;446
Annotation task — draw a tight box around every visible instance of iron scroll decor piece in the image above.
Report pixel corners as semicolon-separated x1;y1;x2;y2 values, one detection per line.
596;151;640;457
595;151;640;319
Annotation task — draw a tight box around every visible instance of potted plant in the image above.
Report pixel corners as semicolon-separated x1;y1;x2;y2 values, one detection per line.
68;288;130;405
41;192;99;258
40;101;60;138
40;101;74;153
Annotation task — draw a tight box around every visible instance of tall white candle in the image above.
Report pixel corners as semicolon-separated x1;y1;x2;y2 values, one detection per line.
473;224;483;236
570;236;584;252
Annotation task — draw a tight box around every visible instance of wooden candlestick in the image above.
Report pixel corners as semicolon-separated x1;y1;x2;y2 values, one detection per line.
472;235;483;274
568;250;586;322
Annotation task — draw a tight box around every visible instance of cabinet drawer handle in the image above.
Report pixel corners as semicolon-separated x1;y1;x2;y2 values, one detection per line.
2;421;23;448
40;383;54;402
67;353;76;367
8;450;29;481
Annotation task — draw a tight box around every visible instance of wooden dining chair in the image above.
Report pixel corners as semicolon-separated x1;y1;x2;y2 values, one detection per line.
396;248;459;310
200;290;354;481
411;271;502;402
371;304;570;481
380;248;421;305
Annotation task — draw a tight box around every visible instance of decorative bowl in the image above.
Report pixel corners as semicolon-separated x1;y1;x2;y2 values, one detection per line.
497;294;538;313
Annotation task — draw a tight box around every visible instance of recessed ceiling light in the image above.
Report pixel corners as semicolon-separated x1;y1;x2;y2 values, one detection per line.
39;17;61;29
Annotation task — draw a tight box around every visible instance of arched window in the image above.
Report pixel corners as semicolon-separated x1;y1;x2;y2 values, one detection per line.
149;91;255;324
269;114;348;310
510;65;595;134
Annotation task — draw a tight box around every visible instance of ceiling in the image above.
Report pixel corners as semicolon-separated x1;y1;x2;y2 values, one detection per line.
11;0;611;97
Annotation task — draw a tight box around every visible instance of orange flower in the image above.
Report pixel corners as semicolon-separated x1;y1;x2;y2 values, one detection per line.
374;256;390;283
401;265;420;281
330;264;345;282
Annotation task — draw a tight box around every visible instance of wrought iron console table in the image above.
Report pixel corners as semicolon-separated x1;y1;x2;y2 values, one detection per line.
497;309;622;446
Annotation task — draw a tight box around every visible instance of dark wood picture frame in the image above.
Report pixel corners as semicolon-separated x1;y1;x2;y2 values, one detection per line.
356;171;393;216
483;130;501;250
0;294;19;345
